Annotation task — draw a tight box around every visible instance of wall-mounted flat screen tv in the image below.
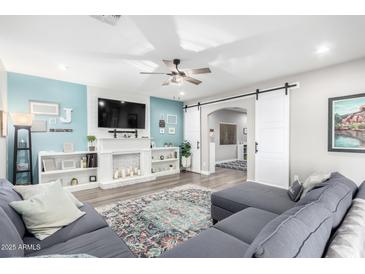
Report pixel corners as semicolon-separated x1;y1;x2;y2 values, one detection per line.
98;98;146;129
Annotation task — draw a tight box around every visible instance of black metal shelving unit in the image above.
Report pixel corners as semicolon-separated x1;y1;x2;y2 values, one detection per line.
13;125;33;185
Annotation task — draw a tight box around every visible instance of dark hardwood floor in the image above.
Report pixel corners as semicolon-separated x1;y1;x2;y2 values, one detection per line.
74;167;247;207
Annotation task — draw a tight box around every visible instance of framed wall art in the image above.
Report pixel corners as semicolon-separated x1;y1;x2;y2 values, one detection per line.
220;123;237;145
328;93;365;153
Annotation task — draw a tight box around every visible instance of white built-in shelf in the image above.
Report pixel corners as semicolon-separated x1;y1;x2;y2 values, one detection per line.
41;167;97;176
39;151;95;157
152;147;179;151
64;182;99;192
152;169;180;177
152;158;178;163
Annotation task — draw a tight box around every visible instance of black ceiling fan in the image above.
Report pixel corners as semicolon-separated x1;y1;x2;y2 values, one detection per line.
140;59;211;86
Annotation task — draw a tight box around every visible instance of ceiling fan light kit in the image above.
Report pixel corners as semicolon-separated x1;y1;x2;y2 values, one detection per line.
140;59;211;86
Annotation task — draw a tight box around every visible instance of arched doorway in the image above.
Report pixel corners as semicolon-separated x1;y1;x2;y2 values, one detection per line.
199;96;255;180
208;107;247;175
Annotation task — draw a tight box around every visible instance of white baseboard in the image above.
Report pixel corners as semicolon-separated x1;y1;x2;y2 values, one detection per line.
200;170;211;176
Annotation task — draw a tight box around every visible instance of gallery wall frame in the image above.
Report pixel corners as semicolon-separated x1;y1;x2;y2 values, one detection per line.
167;114;177;124
30;100;60;116
328;92;365;153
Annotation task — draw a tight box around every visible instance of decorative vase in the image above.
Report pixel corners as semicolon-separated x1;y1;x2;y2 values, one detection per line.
89;146;96;151
160;155;164;160
114;169;119;179
181;156;191;168
71;178;78;185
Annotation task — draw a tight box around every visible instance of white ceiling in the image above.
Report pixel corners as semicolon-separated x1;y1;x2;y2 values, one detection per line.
1;15;365;101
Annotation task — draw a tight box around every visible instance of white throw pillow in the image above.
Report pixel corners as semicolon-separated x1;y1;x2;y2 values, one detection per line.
326;198;365;258
300;172;332;198
14;181;84;208
10;181;85;240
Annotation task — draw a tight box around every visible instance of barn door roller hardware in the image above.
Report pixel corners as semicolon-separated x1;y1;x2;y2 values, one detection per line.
183;82;297;109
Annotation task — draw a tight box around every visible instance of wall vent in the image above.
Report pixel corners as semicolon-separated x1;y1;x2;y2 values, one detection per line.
91;15;122;26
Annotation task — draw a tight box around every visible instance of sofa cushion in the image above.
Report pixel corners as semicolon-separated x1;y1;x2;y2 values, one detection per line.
245;202;333;258
298;172;357;228
26;227;134;258
211;204;234;221
0;207;24;257
355;181;365;200
211;182;296;216
214;207;278;244
0;179;26;237
161;227;249;258
23;203;108;255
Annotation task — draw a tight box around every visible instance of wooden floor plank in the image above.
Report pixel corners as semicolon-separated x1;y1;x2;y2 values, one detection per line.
74;168;247;207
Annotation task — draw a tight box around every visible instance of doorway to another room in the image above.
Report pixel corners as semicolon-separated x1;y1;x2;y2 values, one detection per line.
208;108;248;176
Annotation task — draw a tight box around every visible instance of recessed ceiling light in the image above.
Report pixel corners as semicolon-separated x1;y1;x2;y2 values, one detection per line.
179;91;185;96
58;64;69;71
315;45;330;55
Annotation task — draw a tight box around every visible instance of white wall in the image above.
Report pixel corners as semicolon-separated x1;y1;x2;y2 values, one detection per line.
0;59;7;178
187;58;365;185
208;109;247;162
87;86;150;139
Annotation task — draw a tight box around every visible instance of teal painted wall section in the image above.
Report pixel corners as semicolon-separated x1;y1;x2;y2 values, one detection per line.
7;72;87;184
150;96;184;147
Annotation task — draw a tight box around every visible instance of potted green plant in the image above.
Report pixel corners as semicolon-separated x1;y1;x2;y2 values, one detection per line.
87;135;96;151
180;140;192;170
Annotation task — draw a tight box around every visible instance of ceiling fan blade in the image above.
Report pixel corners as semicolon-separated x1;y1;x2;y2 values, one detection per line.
184;68;211;75
162;79;171;86
140;72;171;75
184;76;202;85
162;60;178;72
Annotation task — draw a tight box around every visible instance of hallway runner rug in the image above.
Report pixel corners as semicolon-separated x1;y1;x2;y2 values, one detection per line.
96;185;212;258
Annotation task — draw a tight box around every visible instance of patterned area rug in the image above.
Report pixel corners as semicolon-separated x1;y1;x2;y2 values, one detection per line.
96;185;213;258
216;160;247;171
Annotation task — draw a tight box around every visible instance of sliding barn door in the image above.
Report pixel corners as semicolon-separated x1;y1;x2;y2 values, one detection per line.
255;89;290;188
184;107;201;173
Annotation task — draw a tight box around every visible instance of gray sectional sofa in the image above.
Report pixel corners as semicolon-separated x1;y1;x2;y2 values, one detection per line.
0;179;134;258
1;172;364;258
162;172;364;258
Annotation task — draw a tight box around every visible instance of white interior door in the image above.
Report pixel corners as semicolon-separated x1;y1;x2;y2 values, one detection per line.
255;89;289;188
184;107;201;173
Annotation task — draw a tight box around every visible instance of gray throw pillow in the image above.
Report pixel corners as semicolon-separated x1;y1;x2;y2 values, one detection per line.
287;180;303;202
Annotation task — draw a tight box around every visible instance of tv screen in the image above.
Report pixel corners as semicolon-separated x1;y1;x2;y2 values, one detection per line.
98;98;146;129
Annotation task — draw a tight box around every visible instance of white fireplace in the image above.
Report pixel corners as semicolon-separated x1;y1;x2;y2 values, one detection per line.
97;138;155;189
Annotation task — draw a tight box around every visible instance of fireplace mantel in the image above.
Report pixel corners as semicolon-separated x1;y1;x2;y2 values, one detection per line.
97;137;155;189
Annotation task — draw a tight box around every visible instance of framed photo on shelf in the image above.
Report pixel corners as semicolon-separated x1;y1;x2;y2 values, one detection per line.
62;159;76;170
42;159;56;172
328;93;365;153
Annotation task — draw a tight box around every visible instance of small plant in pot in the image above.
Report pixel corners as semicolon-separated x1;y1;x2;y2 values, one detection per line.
87;135;96;151
180;140;192;171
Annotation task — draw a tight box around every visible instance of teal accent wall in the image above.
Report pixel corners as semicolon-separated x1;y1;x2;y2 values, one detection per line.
150;96;184;147
7;72;87;184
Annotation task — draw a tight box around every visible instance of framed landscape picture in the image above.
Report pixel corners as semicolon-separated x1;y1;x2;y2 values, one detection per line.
328;93;365;153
